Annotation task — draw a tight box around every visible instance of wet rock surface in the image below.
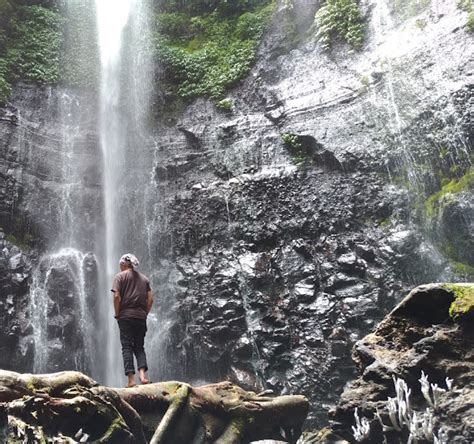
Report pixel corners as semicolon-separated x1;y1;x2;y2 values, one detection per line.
147;0;473;426
0;233;33;372
329;283;474;443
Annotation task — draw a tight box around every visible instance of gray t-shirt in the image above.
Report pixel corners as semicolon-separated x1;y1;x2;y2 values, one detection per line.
111;269;151;320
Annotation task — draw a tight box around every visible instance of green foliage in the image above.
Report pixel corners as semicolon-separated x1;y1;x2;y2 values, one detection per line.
154;1;274;100
0;2;62;103
314;0;365;50
7;6;62;83
457;0;472;12
156;12;191;39
281;132;309;165
457;0;474;31
467;11;474;31
451;261;474;280
444;283;474;322
281;132;302;150
156;0;270;16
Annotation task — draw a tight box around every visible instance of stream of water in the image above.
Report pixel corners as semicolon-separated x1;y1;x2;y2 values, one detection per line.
95;0;154;386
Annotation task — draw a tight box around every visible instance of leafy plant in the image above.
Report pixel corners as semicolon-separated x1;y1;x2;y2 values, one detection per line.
314;0;365;50
457;0;474;31
153;1;274;100
0;3;63;103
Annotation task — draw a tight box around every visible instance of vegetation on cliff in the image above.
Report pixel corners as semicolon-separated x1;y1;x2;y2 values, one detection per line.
153;0;275;100
0;1;62;103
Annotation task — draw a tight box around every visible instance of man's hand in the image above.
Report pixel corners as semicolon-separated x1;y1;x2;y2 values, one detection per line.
113;290;121;319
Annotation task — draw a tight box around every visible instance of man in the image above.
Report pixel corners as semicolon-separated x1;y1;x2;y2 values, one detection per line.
111;253;154;387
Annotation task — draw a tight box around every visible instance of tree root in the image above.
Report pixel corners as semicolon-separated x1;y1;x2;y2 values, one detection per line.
0;370;309;443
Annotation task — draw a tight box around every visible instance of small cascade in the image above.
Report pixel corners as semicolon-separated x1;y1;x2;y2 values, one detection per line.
371;0;422;188
31;249;96;374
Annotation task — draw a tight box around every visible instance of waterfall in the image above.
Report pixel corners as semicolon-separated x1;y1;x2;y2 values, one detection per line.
29;82;101;377
95;0;153;386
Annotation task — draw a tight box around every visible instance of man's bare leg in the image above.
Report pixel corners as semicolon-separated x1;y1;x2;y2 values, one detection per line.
139;367;149;384
127;372;136;388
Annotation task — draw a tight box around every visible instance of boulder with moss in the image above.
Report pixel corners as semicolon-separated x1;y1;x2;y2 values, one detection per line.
327;283;474;442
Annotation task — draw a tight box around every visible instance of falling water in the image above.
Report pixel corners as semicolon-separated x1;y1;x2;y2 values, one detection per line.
95;0;153;386
29;84;101;377
31;249;95;374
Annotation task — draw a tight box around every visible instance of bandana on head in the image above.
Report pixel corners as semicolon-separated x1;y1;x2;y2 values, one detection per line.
119;253;139;269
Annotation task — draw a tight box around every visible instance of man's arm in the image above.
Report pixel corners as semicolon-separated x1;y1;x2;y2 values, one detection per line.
113;291;121;319
146;290;154;314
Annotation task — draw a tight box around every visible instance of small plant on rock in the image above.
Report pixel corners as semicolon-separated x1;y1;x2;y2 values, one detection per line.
216;97;233;111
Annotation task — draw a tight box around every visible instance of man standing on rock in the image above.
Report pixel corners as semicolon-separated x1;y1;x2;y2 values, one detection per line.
111;253;154;387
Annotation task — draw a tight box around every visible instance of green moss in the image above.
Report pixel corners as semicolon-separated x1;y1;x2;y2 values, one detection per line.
154;1;275;100
425;166;474;217
443;283;474;321
4;231;32;250
281;132;302;150
314;0;365;50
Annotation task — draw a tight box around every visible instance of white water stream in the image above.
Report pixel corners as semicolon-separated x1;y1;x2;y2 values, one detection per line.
96;0;153;386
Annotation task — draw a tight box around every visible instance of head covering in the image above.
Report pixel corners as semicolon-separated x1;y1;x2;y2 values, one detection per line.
119;253;139;269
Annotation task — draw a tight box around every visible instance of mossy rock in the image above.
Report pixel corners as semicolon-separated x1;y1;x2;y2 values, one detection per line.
443;283;474;322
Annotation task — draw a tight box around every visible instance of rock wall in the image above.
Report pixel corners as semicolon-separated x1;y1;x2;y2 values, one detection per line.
146;0;473;424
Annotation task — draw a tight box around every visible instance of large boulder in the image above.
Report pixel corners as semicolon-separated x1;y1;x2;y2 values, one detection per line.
329;283;474;443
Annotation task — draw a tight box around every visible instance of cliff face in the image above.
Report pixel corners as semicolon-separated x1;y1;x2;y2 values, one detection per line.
0;0;472;427
147;0;473;423
0;85;103;375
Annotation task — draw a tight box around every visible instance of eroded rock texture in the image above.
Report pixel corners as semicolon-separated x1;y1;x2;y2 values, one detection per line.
330;283;474;443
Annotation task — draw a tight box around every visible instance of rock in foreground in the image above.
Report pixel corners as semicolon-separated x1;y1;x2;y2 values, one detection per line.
0;371;309;443
330;283;474;443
